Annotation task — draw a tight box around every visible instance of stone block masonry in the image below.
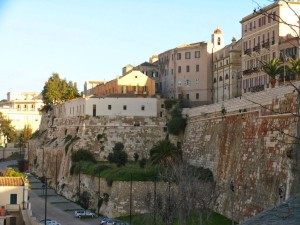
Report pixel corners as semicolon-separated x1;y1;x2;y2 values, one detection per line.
183;83;300;223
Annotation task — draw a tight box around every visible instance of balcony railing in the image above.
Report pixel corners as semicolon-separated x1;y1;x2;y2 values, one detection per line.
6;204;20;212
244;48;252;55
253;45;261;52
243;67;260;75
262;41;270;49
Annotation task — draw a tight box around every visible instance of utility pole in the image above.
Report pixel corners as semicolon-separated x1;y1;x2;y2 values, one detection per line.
44;177;51;225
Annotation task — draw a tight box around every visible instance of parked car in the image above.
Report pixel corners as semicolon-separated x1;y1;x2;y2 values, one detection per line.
100;218;130;225
39;219;61;225
74;209;97;218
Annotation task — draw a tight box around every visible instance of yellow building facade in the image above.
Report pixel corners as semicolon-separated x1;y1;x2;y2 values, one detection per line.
88;70;155;97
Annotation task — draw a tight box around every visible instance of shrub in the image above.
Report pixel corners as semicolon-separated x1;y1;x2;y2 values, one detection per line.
71;149;96;163
107;142;128;167
165;99;177;110
134;153;139;162
139;158;147;168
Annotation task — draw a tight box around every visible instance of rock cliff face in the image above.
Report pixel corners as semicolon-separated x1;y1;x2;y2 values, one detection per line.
28;84;300;222
183;85;300;222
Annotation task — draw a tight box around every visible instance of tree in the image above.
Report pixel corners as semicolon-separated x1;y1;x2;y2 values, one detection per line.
167;107;187;135
78;191;91;212
42;73;80;108
107;142;128;167
261;59;283;88
0;112;17;143
288;58;300;79
20;125;32;148
150;140;181;166
144;163;218;225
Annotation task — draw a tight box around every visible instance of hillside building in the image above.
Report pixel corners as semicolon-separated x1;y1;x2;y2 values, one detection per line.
157;29;225;107
0;92;43;146
240;0;300;93
213;36;242;102
87;70;155;98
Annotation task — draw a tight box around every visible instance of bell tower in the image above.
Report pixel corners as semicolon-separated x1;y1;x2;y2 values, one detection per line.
212;28;224;51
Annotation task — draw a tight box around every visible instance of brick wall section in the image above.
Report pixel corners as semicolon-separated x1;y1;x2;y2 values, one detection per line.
183;88;299;222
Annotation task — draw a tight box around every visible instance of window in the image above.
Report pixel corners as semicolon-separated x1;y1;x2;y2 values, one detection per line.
195;51;200;58
177;53;181;60
196;93;199;100
195;79;200;86
185;79;191;86
213;78;217;83
108;105;112;110
10;217;17;225
93;104;96;117
178;80;182;87
10;194;17;204
217;37;221;45
186;94;189;100
225;74;229;80
178;66;181;73
219;76;223;81
161;104;165;108
185;52;191;59
171;69;173;75
141;105;145;111
123;105;127;110
196;65;199;72
186;65;190;72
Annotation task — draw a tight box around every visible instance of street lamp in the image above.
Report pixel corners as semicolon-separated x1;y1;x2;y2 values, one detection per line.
44;177;51;225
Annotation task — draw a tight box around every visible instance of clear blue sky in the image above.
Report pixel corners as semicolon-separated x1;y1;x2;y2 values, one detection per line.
0;0;268;100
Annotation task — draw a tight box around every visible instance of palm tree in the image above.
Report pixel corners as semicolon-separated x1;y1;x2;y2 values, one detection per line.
288;58;300;80
261;59;283;88
150;140;182;166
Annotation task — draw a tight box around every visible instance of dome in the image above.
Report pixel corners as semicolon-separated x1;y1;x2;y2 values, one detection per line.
214;28;222;34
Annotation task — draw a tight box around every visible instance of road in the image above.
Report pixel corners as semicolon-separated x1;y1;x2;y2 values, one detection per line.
0;160;100;225
28;175;100;225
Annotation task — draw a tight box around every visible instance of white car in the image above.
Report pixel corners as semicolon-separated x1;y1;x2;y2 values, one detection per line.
74;209;97;218
40;219;61;225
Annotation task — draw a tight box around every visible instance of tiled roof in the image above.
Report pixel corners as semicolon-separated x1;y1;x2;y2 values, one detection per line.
0;177;24;186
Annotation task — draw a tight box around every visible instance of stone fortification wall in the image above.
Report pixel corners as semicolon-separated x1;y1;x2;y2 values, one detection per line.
183;84;300;222
28;112;169;217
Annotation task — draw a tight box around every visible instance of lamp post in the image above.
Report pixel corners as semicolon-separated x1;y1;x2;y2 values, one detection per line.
44;177;51;225
230;180;235;225
98;172;101;215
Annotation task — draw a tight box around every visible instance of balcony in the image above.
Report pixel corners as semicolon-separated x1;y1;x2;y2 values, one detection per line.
243;67;260;75
6;204;20;212
262;41;270;49
244;48;252;55
253;45;261;52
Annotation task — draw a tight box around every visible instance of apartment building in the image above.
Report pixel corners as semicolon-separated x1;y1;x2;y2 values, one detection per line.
240;0;300;93
0;92;43;146
213;37;242;102
157;29;224;107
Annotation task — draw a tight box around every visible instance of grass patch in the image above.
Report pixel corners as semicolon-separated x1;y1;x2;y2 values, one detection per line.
72;161;163;182
117;211;236;225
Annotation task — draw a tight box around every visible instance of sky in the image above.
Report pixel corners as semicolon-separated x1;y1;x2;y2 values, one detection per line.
0;0;269;100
